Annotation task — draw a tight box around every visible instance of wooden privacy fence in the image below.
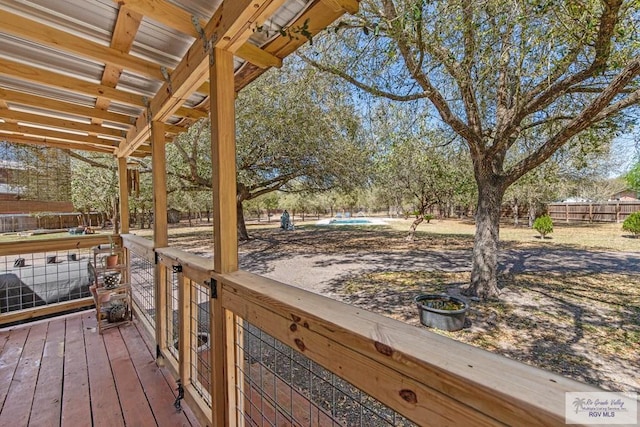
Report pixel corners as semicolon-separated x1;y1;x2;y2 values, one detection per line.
548;201;640;223
119;234;604;426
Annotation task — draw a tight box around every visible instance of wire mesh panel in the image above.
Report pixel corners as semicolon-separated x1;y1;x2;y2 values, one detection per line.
235;319;417;427
189;280;212;406
166;266;179;360
129;249;155;328
0;248;94;312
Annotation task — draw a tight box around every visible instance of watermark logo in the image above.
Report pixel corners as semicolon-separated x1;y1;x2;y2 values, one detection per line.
566;392;637;424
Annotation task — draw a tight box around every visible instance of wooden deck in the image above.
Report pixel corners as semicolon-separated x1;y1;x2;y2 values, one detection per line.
0;310;200;427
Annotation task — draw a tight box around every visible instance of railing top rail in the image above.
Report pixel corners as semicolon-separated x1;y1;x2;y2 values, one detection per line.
155;247;214;285
217;269;602;426
0;234;111;257
121;233;153;250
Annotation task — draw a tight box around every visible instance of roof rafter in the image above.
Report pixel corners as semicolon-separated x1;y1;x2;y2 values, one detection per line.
118;0;289;157
0;122;116;147
0;87;135;125
0;109;126;139
0;10;164;81
116;0;282;69
0;58;148;108
3;134;149;157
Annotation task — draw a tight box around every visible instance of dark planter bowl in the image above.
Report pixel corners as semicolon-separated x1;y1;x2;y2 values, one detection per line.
414;294;468;332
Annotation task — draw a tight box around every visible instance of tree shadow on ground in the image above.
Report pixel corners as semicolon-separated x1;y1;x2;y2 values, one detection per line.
326;270;640;393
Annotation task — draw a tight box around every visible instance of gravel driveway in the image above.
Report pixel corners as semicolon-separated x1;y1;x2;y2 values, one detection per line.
240;248;640;294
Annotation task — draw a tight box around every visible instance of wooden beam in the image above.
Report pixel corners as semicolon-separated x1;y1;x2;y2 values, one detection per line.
235;0;353;92
236;42;282;69
117;0;281;69
0;123;117;147
174;107;208;120
1;133;149;157
0;9;165;81
118;0;287;157
0;134;115;154
0;298;94;326
151;120;168;360
114;0;198;38
320;0;359;14
0;87;136;125
0;58;147;108
118;157;130;234
151;121;168;248
210;47;238;275
0;109;126;139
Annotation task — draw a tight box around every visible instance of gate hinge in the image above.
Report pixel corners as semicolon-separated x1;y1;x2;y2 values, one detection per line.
205;278;218;299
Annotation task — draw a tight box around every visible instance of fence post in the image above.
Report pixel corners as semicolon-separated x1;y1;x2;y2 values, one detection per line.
178;273;192;386
589;203;593;223
565;204;569;223
616;203;620;223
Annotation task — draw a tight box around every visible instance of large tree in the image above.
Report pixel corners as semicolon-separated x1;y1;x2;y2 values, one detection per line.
167;62;370;240
304;0;640;298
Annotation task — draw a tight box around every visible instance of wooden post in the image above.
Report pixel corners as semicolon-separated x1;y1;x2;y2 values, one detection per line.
178;273;192;383
616;202;620;223
210;47;237;427
117;156;130;234
151;120;168;354
565;203;569;223
589;203;593;223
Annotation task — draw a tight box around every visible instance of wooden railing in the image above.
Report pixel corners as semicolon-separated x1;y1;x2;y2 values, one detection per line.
0;234;113;325
118;239;604;426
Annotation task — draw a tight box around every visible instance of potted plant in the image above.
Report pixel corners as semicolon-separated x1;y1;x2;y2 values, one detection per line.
104;235;118;267
414;294;468;331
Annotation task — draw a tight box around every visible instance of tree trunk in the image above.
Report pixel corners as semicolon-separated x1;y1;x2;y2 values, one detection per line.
463;183;503;299
528;203;536;228
406;216;424;241
237;201;250;241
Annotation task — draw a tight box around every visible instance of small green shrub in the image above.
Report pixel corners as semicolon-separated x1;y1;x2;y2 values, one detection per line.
533;214;553;238
622;212;640;237
423;213;434;223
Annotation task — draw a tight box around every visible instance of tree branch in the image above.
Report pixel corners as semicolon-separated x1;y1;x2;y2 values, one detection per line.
505;56;640;186
497;0;623;156
381;0;481;150
66;151;114;169
299;55;428;102
518;0;623;119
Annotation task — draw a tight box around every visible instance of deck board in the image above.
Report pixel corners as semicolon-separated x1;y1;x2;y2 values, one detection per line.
119;324;193;427
82;312;125;427
29;317;65;427
0;311;198;427
103;329;156;427
0;324;29;410
0;322;47;426
61;312;91;427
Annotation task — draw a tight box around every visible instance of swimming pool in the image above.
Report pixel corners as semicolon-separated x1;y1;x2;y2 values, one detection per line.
316;218;388;226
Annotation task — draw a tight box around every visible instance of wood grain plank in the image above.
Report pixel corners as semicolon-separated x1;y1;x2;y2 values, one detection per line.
0;325;30;412
132;321;202;426
81;312;125;427
120;322;193;427
60;313;91;427
103;326;155;427
28;318;66;427
0;322;47;426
